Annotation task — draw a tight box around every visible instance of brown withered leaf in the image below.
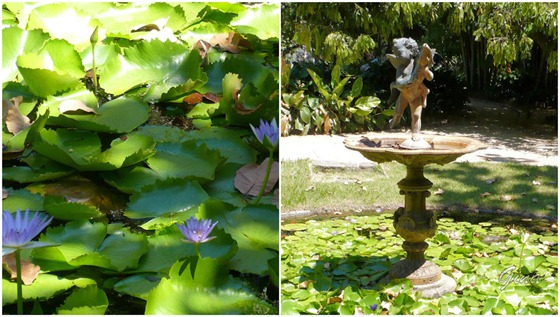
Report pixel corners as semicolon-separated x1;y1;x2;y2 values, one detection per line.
2;188;8;199
183;92;203;105
59;100;97;115
480;192;491;198
3;96;31;135
202;92;220;103
2;253;41;285
327;296;343;304
195;39;212;60
210;31;252;53
183;92;220;105
234;158;279;196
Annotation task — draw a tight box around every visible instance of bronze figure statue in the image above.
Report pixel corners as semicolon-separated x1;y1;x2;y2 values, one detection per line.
387;38;436;148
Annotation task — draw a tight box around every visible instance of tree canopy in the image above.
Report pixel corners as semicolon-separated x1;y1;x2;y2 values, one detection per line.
282;2;557;99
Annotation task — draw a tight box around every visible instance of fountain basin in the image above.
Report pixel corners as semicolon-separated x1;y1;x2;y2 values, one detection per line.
344;133;488;167
344;133;487;298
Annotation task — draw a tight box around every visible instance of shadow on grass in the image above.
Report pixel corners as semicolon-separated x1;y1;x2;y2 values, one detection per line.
426;162;558;219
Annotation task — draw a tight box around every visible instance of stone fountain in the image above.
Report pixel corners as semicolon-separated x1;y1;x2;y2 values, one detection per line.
344;38;487;298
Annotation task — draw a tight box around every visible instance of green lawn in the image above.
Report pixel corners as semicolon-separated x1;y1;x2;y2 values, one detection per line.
281;160;558;219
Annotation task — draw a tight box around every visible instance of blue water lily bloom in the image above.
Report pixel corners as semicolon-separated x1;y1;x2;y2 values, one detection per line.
176;216;218;244
250;118;279;151
2;209;54;256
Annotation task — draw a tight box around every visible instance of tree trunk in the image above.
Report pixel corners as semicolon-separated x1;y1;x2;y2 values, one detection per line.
535;48;548;92
460;32;469;87
470;35;476;89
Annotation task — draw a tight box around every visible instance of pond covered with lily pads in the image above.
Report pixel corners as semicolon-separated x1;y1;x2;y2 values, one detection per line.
3;2;279;314
281;212;558;315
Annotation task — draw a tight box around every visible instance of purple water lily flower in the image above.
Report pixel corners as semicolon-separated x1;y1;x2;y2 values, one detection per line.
2;209;53;256
250;118;279;151
176;216;218;244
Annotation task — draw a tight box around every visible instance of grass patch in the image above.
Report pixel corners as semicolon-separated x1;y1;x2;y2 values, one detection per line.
281;160;558;218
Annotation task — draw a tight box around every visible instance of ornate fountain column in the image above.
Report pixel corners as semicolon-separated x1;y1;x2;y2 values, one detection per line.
389;165;456;297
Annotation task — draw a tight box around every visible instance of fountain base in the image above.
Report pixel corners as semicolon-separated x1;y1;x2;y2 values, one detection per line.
385;259;457;298
411;273;457;298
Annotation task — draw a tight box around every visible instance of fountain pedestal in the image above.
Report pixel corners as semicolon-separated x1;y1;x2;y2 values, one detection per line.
388;165;456;298
345;133;487;298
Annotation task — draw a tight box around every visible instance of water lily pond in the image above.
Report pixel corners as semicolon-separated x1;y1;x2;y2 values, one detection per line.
281;213;558;315
3;2;279;314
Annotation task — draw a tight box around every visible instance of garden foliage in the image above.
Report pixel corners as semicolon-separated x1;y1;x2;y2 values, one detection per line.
281;3;557;135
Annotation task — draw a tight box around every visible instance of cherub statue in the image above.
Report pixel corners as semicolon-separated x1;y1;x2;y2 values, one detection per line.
387;38;435;144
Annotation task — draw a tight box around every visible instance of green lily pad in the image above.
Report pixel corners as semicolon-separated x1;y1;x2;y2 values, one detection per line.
131;228;191;273
99;40;207;98
95;2;188;40
134;125;189;143
125;179;209;219
1;188;44;212
43;196;103;221
146;141;224;183
17;39;85;97
26;3;100;52
2;274;96;304
131;225;236;273
196;138;257;165
2;152;75;183
32;220;107;264
2;26;50;82
226;204;279;251
203;162;247;207
231;3;278;40
113;274;160;300
181;126;250;140
56;285;108;315
43;95;150;133
32;221;148;272
145;257;276;314
33;129;156;171
521;255;547;274
102;166;163;194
